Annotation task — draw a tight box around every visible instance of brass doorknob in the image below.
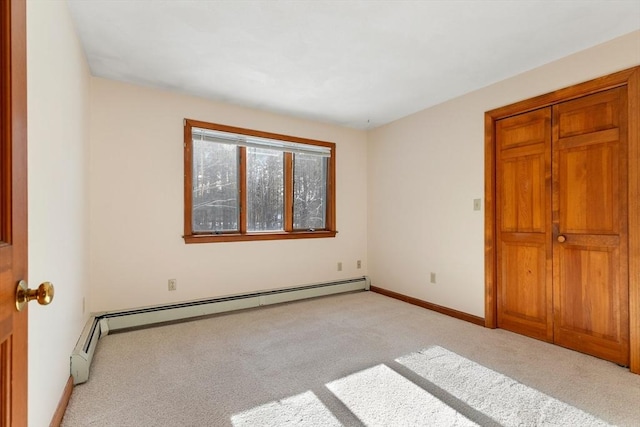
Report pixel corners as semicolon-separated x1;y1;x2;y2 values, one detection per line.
557;235;567;243
15;280;54;312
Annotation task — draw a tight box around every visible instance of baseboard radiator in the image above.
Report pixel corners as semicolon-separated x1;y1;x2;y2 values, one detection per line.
71;276;370;385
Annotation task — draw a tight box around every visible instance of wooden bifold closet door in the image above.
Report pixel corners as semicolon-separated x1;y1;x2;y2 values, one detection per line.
496;87;629;366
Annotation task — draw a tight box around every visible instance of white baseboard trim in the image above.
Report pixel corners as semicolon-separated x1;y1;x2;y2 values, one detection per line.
70;276;370;385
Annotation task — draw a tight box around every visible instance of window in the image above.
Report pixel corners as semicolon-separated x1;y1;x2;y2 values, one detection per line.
184;119;336;243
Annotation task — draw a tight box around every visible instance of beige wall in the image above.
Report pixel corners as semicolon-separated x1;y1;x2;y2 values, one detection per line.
27;0;91;425
367;30;640;317
89;78;368;312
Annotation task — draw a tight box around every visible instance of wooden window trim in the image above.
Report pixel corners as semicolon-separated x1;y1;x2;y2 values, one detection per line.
184;119;337;243
284;152;294;231
184;230;337;244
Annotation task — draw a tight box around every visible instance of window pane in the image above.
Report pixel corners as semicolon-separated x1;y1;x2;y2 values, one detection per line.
294;154;327;230
192;140;239;232
247;147;284;231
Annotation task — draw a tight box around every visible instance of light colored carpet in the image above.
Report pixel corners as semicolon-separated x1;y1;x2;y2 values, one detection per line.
62;291;640;426
397;346;611;426
326;364;477;426
231;391;340;427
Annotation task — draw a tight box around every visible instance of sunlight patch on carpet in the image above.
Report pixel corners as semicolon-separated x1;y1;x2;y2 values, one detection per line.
396;346;611;427
326;364;478;427
230;391;341;427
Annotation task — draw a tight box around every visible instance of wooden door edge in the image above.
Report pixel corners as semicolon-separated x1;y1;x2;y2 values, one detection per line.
484;113;497;328
49;376;73;427
4;0;30;423
627;68;640;375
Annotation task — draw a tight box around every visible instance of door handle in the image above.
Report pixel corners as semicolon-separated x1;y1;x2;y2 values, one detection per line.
15;280;54;312
557;235;567;243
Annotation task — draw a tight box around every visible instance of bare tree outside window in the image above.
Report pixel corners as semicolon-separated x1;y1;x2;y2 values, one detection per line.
294;154;327;230
192;140;238;232
247;147;284;231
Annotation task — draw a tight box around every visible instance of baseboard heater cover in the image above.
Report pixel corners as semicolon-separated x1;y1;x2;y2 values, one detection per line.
70;276;370;385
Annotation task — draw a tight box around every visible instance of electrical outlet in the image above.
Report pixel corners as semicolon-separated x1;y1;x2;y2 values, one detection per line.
168;279;177;291
430;272;436;284
473;198;482;211
337;262;343;272
357;260;362;269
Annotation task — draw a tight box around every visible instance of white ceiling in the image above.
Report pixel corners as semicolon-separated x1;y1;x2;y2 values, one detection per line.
67;0;640;129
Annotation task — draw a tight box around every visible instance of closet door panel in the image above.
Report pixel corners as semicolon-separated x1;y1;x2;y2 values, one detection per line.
552;87;629;365
500;152;546;233
556;245;620;337
496;109;553;342
558;135;619;235
499;238;548;337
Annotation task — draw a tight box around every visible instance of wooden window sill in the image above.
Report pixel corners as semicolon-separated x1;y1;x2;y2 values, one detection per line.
183;230;337;243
